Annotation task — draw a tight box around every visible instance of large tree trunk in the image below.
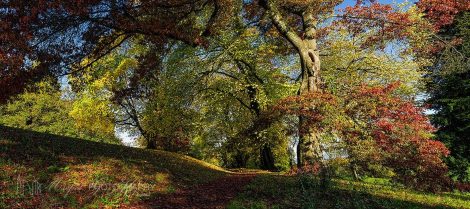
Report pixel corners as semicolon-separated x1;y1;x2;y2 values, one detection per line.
262;1;323;166
247;83;276;170
296;11;323;166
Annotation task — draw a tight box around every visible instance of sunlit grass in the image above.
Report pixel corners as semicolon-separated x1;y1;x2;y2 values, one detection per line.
334;179;470;209
2;125;469;209
0;125;227;208
230;174;470;209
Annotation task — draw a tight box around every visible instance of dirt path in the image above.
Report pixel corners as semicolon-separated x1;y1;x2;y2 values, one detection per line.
127;174;256;209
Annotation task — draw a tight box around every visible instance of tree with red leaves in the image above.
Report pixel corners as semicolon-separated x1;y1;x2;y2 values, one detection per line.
417;0;470;30
416;0;470;54
253;0;428;167
273;82;451;191
342;83;450;192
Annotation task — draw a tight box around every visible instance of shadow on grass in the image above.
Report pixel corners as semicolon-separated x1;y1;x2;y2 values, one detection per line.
323;187;453;209
0;125;225;183
441;192;470;202
231;174;466;209
0;125;227;208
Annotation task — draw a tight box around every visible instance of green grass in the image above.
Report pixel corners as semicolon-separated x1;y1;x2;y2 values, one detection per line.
1;125;470;209
0;125;227;208
229;174;470;209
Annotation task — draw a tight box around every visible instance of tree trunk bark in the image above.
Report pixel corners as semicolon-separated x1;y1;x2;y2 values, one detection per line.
351;164;360;180
296;11;323;166
262;0;323;168
234;149;248;168
146;139;157;149
247;83;276;170
260;144;275;170
142;131;156;149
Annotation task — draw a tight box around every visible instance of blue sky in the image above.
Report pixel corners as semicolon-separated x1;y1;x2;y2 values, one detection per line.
338;0;417;9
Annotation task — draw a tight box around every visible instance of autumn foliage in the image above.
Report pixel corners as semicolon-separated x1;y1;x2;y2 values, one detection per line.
336;2;432;51
414;0;470;55
274;83;451;192
343;83;450;192
0;0;459;196
0;0;233;103
274;92;337;132
417;0;470;30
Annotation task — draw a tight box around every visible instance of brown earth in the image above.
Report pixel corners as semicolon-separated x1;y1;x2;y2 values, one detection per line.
125;174;256;209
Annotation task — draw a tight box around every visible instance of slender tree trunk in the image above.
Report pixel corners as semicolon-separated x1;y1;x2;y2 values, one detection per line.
351;164;360;180
133;118;154;149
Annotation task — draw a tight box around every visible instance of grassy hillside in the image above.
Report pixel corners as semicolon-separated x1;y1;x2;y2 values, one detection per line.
1;125;469;209
0;125;227;208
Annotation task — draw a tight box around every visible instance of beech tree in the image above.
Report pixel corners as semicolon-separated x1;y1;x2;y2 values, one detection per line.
249;0;427;167
180;23;295;169
0;0;238;102
258;0;337;166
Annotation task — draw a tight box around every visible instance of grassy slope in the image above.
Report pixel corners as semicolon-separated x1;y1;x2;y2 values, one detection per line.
0;125;227;208
1;125;470;209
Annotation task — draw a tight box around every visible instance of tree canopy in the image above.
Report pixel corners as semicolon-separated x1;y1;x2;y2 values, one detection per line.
1;0;467;193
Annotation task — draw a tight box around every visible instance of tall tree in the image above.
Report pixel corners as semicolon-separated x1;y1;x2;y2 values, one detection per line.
68;37;162;149
424;11;470;182
187;24;296;169
256;0;424;167
259;0;337;166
